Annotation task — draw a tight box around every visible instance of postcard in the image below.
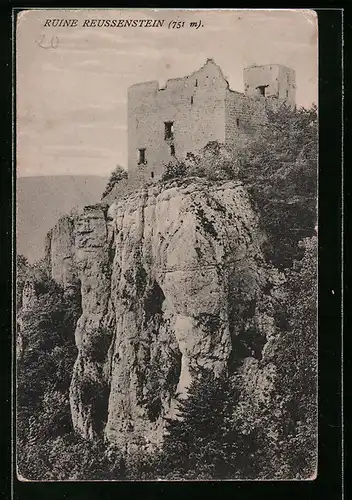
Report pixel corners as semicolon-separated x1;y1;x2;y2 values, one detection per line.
16;8;318;481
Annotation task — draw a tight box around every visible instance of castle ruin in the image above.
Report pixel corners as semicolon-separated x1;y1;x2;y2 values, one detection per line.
127;58;296;184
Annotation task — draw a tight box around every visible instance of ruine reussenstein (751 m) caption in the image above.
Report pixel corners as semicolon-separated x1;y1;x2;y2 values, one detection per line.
42;18;204;29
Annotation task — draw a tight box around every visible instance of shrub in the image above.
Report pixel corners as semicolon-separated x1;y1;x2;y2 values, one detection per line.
161;142;240;183
187;141;240;181
17;432;125;481
161;160;188;181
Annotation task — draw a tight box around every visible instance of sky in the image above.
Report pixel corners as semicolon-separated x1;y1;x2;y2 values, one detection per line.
16;9;318;178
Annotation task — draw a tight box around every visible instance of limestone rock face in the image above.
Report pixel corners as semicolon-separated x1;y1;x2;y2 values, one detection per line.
46;178;279;449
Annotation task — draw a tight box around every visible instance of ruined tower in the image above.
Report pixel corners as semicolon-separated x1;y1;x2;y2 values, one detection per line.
243;64;296;109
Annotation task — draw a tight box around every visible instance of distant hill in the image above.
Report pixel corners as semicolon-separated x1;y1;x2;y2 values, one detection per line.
17;175;108;263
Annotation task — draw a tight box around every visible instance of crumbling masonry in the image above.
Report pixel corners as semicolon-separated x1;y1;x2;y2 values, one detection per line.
127;58;296;183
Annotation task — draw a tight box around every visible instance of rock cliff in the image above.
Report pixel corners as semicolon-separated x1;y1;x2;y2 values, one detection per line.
44;177;282;450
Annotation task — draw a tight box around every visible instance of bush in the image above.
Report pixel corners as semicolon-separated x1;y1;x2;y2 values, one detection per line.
161;142;240;183
161;160;188;181
187;141;240;181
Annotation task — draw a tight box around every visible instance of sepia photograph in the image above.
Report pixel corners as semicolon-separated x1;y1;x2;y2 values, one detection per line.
16;8;318;481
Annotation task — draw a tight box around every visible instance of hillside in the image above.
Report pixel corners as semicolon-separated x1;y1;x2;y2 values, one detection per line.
17;175;108;263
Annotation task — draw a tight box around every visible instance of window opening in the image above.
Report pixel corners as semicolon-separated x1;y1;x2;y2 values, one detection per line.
256;85;267;97
236;118;240;127
137;148;146;165
195;79;198;87
164;121;174;140
151;171;154;179
170;144;175;156
191;96;194;105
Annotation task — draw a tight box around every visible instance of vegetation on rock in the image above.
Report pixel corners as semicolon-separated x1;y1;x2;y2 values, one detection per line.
162;103;317;269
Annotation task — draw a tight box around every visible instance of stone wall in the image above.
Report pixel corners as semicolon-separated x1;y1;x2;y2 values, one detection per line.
127;59;227;182
277;65;296;108
225;90;268;149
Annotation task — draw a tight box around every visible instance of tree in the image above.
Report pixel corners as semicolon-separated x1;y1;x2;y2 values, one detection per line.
239;104;317;175
16;266;81;480
156;369;259;479
238;103;318;269
274;235;317;478
101;165;128;199
230;236;318;479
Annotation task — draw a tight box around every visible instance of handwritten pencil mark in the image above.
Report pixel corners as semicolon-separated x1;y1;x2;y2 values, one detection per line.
35;35;59;49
